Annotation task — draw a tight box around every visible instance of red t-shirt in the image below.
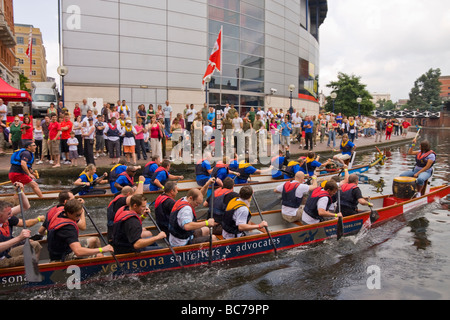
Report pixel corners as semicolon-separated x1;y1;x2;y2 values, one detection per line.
60;120;73;140
21;123;33;140
48;121;62;140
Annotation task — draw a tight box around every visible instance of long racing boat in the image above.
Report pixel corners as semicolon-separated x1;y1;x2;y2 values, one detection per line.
0;180;447;294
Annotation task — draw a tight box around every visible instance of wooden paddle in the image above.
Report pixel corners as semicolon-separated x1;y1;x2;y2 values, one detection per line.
16;187;43;282
336;183;344;240
146;209;183;268
82;205;124;274
252;193;277;255
208;183;214;265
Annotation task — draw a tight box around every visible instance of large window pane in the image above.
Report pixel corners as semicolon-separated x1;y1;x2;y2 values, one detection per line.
223;36;239;51
209;0;239;11
209;6;239;24
240;67;264;81
241;15;264;32
241;41;264;56
240;80;264;93
241;28;264;44
241;2;264;20
221;93;239;105
209;20;239;38
222;63;240;78
240;54;264;69
223;51;240;64
221;77;239;90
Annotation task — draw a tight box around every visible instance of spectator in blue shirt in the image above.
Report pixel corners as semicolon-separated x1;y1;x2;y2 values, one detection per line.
302;116;314;151
280;116;292;150
207;107;216;127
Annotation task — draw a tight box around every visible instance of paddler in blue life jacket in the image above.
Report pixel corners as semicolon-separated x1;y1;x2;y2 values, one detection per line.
195;152;223;187
149;159;184;191
211;156;240;183
274;171;318;223
271;150;288;180
302;180;342;225
299;152;333;177
222;186;268;239
333;134;355;166
283;157;304;179
109;158;128;194
400;139;436;197
8;141;44;198
73;164;109;195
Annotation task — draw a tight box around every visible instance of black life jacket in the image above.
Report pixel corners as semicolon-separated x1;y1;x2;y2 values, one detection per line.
154;194;175;234
47;212;79;261
111;206;142;251
150;167;169;185
168;199;196;240
415;150;436;169
0;220;12;258
195;159;210;177
143;161;158;178
222;198;251;237
282;181;304;208
208;188;234;223
211;162;228;179
338;183;359;210
236;163;252;182
107;123;121;137
304;188;332;222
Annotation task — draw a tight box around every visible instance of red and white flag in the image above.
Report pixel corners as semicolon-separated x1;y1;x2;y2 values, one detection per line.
25;26;33;77
202;27;222;88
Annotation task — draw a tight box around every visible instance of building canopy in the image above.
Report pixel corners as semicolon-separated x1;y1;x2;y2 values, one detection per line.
0;77;31;102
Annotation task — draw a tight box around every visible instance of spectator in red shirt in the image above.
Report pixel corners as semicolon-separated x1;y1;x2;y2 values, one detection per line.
60;113;73;165
20;114;34;145
73;103;81;119
401;120;411;137
48;113;62;168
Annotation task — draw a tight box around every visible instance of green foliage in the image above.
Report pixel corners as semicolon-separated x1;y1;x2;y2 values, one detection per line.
406;68;442;110
19;74;31;93
324;72;375;116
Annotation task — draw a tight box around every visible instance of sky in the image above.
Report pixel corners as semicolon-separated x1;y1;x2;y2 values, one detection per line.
13;0;450;102
319;0;450;102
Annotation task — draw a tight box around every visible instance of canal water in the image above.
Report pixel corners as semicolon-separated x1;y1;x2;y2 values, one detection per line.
3;128;449;300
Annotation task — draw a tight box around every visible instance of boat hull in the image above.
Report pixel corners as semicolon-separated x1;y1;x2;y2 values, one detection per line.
0;183;447;293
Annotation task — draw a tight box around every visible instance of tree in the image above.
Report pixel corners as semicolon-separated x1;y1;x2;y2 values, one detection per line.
19;74;31;93
406;68;441;110
324;72;374;117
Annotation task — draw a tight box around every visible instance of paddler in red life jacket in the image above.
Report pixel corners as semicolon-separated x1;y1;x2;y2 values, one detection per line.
154;181;178;236
302;181;342;225
37;191;87;240
143;155;161;187
111;194;166;254
400;139;436;197
274;172;318;223
107;175;145;242
47;199;114;262
203;177;239;235
222;186;268;240
114;165;140;193
0;198;43;268
168;183;217;247
337;174;373;217
149;159;184;191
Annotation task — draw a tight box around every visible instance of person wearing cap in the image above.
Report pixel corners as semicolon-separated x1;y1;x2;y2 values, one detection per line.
121;118;138;165
82;117;96;165
8;141;44;198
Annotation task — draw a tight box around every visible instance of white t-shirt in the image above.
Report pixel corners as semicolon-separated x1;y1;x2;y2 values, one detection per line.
169;198;196;247
276;182;310;217
67;137;79;151
222;198;251;239
232;117;243;130
0;104;7;121
122;126;137;146
186;108;196;122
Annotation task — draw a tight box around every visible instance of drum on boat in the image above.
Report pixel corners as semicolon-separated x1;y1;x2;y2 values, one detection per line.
392;177;416;199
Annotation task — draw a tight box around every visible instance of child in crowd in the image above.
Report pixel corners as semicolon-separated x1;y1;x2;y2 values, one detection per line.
67;131;79;166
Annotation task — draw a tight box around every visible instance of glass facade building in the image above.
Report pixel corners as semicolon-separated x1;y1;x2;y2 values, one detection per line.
61;0;327;118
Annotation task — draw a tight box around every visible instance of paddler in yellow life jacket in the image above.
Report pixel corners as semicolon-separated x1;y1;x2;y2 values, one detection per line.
232;160;272;184
73;164;108;195
333;134;356;166
283;158;304;179
222;186;268;239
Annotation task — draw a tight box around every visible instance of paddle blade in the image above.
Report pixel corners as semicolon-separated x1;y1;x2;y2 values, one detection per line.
23;240;43;283
370;209;380;224
336;217;344;241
